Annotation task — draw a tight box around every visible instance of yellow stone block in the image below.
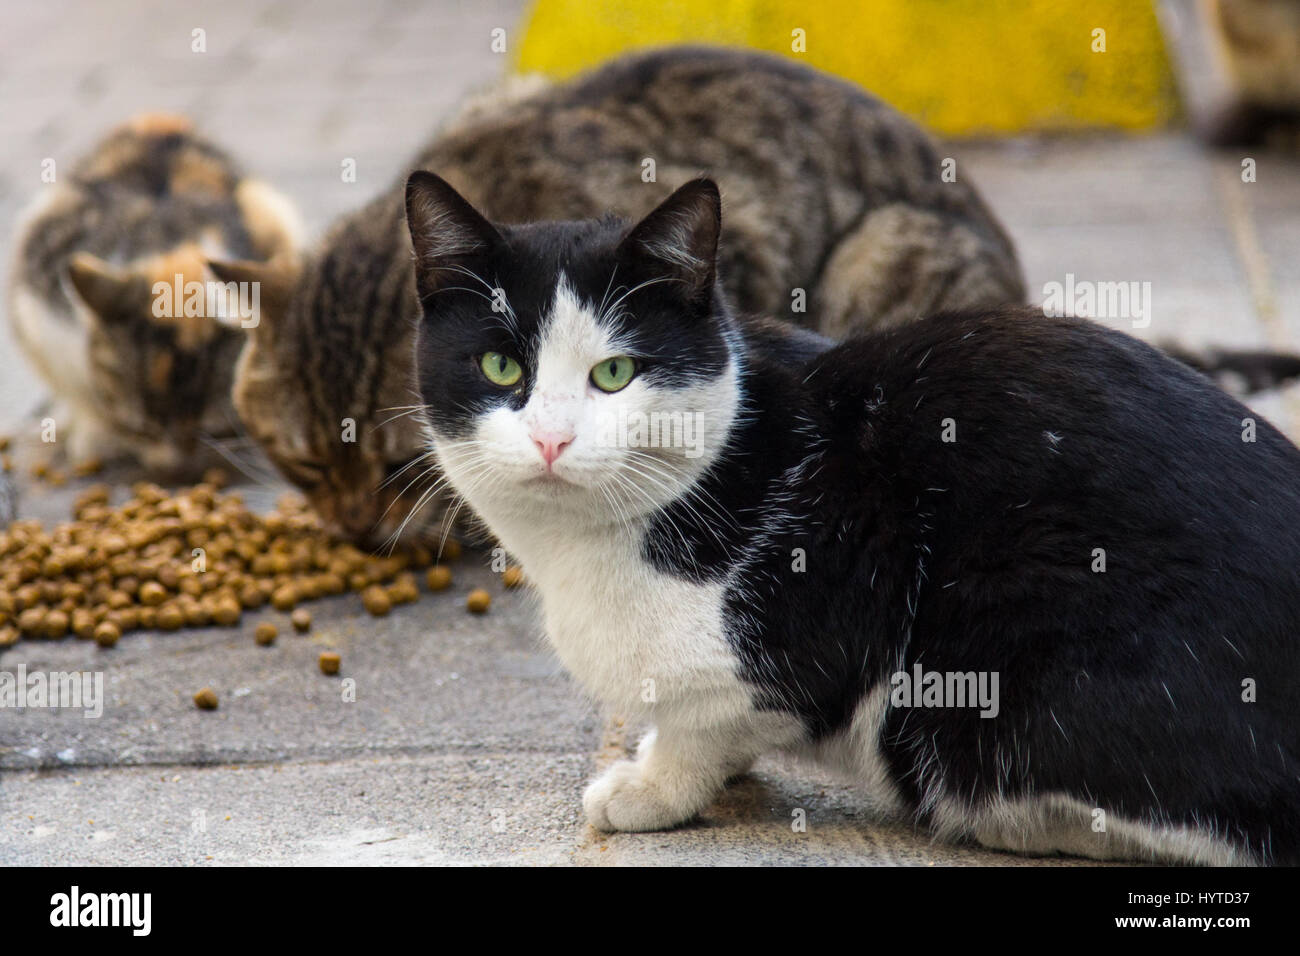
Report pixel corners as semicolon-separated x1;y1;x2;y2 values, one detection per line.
516;0;1180;135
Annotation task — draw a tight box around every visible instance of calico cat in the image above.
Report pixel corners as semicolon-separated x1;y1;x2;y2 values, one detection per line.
404;172;1300;865
210;46;1023;543
7;114;301;474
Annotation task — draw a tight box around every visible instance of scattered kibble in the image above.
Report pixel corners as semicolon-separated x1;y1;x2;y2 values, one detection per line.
387;573;419;605
290;608;311;633
270;585;298;611
502;565;523;589
18;607;42;634
0;480;443;649
426;566;452;591
157;604;185;630
466;589;491;614
139;581;167;606
318;651;341;675
211;597;242;627
361;585;391;617
93;621;120;647
72;608;95;639
254;622;277;646
44;609;70;639
439;538;462;562
193;687;219;710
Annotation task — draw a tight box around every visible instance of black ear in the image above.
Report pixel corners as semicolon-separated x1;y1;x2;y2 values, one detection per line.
617;178;721;301
404;171;501;298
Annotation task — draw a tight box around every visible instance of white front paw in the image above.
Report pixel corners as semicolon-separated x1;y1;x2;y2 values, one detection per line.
582;760;693;833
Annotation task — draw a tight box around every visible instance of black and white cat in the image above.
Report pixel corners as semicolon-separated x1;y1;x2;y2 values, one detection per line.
404;173;1300;865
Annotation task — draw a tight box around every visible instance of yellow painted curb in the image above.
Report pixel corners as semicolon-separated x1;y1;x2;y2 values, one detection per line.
516;0;1180;136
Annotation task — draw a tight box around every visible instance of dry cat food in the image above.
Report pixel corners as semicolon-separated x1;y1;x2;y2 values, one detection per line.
318;651;341;675
426;565;452;591
502;565;523;589
387;572;419;605
193;687;219;710
290;608;311;633
0;479;468;649
466;589;491;614
254;622;277;646
361;585;391;617
93;620;120;647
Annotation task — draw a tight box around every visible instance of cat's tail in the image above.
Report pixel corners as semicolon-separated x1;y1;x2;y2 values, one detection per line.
1161;342;1300;396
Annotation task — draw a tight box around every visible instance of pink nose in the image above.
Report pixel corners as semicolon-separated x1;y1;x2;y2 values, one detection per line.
532;431;573;468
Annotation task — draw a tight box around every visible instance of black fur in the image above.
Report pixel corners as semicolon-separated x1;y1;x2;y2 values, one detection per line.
703;310;1300;863
410;176;1300;864
411;174;744;439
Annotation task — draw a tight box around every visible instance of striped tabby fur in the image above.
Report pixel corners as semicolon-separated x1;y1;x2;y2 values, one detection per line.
212;47;1023;543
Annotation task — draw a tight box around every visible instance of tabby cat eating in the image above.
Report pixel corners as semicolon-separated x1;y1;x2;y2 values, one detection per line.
404;172;1300;865
211;47;1022;544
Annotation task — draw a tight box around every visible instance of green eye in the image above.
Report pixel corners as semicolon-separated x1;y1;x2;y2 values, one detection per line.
591;356;636;393
480;352;523;387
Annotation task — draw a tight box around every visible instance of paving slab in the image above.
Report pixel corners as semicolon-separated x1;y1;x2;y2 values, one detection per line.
0;550;592;773
1;754;591;866
2;740;1077;866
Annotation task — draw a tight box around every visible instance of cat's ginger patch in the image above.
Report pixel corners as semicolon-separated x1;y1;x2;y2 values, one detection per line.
141;243;223;350
127;112;194;136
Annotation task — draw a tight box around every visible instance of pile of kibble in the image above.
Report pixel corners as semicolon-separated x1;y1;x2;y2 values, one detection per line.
0;476;517;658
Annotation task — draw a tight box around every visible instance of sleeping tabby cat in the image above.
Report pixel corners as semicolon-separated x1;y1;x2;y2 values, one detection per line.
210;46;1023;543
403;172;1300;865
7;114;301;474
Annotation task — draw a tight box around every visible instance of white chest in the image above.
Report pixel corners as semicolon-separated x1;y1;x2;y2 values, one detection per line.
504;522;751;723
